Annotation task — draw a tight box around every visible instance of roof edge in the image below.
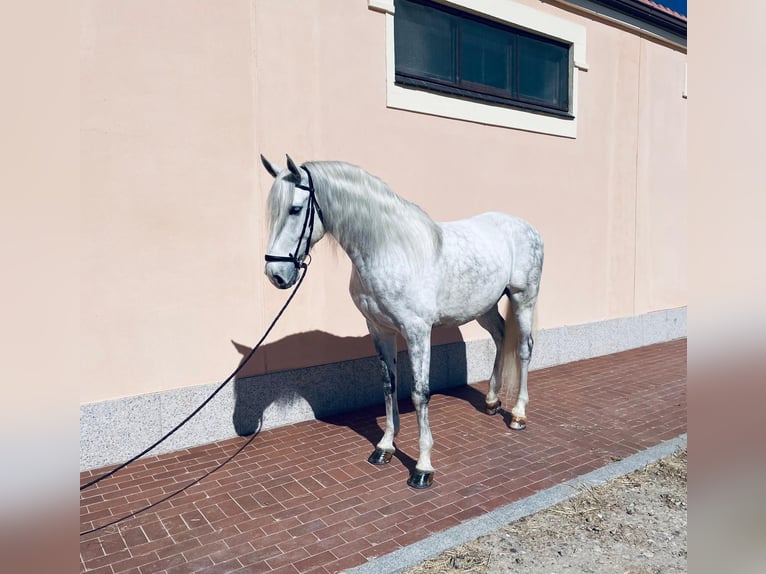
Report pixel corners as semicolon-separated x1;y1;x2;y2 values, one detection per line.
591;0;686;36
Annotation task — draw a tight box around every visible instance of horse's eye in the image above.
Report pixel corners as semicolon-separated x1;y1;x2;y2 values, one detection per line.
289;205;302;216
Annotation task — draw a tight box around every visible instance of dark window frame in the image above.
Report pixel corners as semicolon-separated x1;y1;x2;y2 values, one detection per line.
394;0;574;119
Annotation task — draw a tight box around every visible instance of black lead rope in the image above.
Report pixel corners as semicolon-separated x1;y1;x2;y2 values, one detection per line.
82;167;322;494
80;166;322;534
80;424;260;536
80;264;310;493
80;266;310;535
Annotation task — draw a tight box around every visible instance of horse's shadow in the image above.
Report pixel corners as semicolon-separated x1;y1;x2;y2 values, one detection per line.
231;327;489;473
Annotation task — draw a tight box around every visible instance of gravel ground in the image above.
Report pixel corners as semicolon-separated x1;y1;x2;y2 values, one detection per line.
403;449;687;574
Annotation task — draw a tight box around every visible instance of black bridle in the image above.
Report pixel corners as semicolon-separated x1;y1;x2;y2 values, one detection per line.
264;165;324;269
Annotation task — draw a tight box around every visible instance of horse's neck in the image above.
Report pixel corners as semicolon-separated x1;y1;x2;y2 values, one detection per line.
317;170;440;271
319;176;376;266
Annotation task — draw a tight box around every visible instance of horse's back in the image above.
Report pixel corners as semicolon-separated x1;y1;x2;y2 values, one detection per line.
429;212;542;325
473;212;543;292
439;211;543;269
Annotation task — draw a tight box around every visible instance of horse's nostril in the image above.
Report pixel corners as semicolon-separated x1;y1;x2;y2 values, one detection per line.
273;273;286;287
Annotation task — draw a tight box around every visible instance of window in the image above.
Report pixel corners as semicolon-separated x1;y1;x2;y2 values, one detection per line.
369;0;587;137
395;0;572;117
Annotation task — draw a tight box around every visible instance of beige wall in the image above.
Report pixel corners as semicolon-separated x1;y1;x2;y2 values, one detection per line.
81;0;686;403
81;0;261;402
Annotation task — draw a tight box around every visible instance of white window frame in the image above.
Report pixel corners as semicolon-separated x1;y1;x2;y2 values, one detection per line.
369;0;588;138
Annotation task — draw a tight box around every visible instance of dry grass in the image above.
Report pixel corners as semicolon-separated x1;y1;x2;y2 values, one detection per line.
404;449;687;574
411;545;492;573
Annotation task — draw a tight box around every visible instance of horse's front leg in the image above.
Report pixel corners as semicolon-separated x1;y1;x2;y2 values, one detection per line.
404;324;435;488
367;325;400;465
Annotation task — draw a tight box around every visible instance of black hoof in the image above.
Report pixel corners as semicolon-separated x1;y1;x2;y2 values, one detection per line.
407;470;434;489
368;449;394;465
485;400;501;415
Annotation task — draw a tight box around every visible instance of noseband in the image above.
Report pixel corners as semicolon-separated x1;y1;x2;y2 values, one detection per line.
264;165;324;269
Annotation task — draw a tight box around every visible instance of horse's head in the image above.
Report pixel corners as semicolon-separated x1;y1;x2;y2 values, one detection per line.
261;154;326;289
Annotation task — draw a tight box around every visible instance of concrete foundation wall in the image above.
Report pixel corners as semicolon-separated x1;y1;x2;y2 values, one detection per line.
81;307;685;470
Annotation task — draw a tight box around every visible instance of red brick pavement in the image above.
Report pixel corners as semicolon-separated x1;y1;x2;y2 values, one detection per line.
80;339;686;574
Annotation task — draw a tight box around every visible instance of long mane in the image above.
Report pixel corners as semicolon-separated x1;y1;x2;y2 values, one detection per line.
268;161;443;263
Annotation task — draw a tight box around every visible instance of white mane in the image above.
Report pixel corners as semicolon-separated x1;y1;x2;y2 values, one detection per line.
268;161;443;264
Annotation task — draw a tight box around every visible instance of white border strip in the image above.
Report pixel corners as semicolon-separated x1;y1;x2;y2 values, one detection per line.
368;0;395;13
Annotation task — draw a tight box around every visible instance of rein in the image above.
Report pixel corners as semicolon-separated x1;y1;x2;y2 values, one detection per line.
80;174;322;532
264;165;324;269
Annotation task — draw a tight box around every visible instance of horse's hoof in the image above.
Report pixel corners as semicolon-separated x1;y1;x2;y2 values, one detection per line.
485;400;501;416
407;469;434;489
509;414;527;431
368;449;394;465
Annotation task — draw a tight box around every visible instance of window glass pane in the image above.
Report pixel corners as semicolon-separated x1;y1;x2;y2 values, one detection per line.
395;0;457;82
393;0;571;115
460;19;511;91
517;35;569;107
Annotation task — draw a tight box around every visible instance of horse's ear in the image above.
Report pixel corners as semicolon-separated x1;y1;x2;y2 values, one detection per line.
286;154;302;180
260;154;280;178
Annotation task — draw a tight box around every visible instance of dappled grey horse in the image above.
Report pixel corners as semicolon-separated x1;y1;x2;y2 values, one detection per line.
261;155;543;488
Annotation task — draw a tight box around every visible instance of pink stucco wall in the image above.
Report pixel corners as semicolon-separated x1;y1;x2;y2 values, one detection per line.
81;0;686;402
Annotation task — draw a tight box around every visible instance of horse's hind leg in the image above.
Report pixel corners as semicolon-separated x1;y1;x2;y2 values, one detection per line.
508;293;536;430
367;324;399;465
476;308;505;415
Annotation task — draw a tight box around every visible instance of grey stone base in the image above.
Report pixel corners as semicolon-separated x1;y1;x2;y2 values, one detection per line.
80;307;686;471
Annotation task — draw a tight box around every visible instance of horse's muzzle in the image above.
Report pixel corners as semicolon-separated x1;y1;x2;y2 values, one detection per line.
265;262;298;289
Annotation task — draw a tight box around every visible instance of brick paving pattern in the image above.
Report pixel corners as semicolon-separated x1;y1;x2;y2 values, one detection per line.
80;339;686;573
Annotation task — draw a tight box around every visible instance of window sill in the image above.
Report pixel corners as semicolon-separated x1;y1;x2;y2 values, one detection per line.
395;77;575;120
